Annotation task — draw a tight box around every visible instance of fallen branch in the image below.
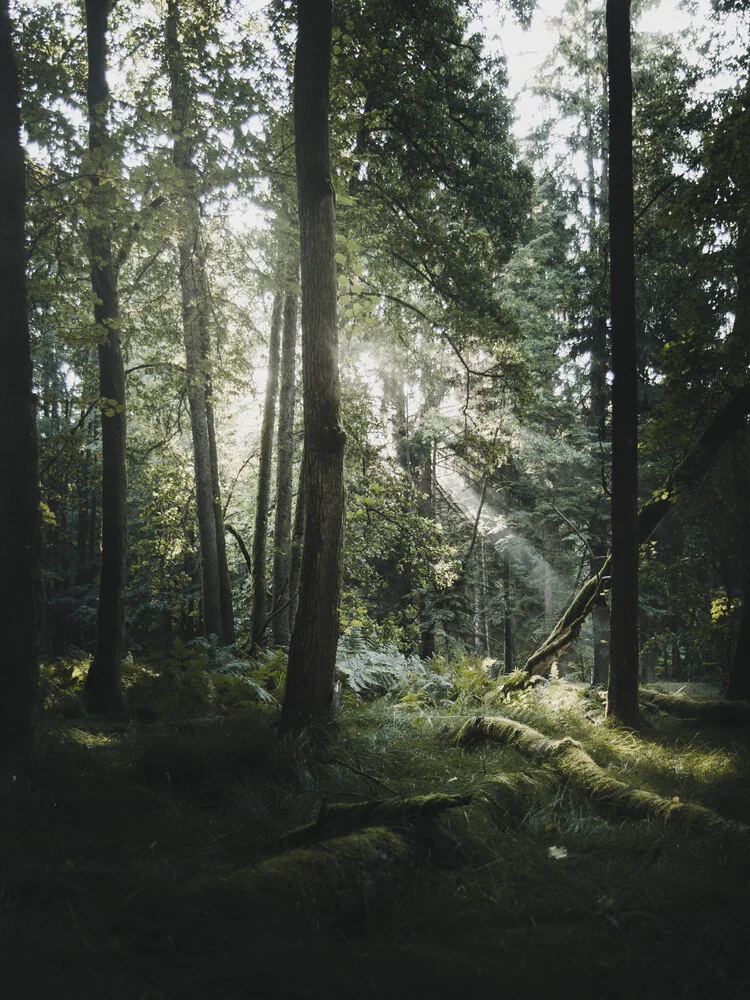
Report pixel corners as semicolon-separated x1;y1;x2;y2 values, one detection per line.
455;715;741;830
524;382;750;676
225;523;252;575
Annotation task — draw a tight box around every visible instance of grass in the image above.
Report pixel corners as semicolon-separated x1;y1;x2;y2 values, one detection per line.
1;678;749;999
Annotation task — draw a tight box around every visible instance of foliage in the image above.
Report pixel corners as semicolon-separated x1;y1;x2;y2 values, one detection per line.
335;630;501;711
3;673;750;996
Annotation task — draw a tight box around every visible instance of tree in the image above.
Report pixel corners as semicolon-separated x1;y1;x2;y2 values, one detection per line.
605;0;639;724
0;0;40;766
272;260;299;647
281;0;346;731
165;0;234;645
83;0;127;715
251;291;283;647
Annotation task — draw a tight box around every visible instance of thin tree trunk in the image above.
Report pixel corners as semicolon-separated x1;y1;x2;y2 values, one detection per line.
590;314;611;686
75;427;92;588
273;282;299;646
502;547;514;673
206;391;234;643
482;538;492;661
83;0;126;716
281;0;346;731
0;1;40;766
252;293;283;646
418;441;436;659
606;0;639;726
165;0;225;642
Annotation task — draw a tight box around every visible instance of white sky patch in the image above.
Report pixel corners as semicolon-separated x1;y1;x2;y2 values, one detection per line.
478;0;720;142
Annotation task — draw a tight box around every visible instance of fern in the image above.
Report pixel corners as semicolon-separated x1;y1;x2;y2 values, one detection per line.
213;660;279;706
336;629;453;704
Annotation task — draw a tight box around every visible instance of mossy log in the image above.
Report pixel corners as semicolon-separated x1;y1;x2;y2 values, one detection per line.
524;564;610;677
455;716;729;829
194;827;415;926
122;826;424;951
524;382;750;677
281;792;472;847
640;690;750;727
123;799;473;950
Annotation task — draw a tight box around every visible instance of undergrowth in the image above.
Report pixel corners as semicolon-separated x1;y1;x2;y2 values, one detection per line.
4;648;750;998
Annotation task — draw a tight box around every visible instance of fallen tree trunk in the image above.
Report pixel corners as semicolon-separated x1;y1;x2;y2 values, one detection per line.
123;825;434;953
640;690;750;727
121;794;472;951
525;382;750;677
454;715;738;830
281;792;471;847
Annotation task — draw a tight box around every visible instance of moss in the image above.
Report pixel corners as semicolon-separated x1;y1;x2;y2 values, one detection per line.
482;769;558;821
123;826;418;950
455;715;734;830
455;715;558;758
282;792;472;847
641;690;750;727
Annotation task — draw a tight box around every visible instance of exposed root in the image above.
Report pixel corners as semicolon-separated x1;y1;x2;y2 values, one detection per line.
640;690;750;727
455;715;743;830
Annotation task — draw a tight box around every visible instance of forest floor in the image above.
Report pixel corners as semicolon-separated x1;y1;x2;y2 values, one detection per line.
1;677;749;999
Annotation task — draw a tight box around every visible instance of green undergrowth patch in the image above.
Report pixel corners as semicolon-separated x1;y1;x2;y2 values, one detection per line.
2;675;750;997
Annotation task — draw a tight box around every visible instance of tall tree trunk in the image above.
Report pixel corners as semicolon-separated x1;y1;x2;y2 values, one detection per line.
272;281;299;647
0;1;40;767
165;0;226;642
590;314;611;687
83;0;126;716
288;455;306;632
418;440;436;659
281;0;346;731
502;546;514;674
606;0;639;726
252;292;283;647
178;237;223;639
206;390;234;643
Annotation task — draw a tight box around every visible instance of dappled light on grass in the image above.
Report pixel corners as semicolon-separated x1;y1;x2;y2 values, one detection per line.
2;663;750;997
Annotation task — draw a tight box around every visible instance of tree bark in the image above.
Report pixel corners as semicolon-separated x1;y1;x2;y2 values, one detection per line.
605;0;639;726
206;389;234;644
502;546;514;674
590;313;611;686
418;438;436;659
288;455;306;631
726;566;750;701
0;0;40;766
225;523;252;576
272;282;299;646
165;0;228;643
83;0;126;716
281;0;346;731
252;293;283;647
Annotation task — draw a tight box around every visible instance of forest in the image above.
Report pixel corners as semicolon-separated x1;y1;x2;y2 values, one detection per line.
1;0;750;995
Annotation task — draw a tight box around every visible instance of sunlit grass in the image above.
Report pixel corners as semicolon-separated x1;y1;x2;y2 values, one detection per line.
2;670;749;998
